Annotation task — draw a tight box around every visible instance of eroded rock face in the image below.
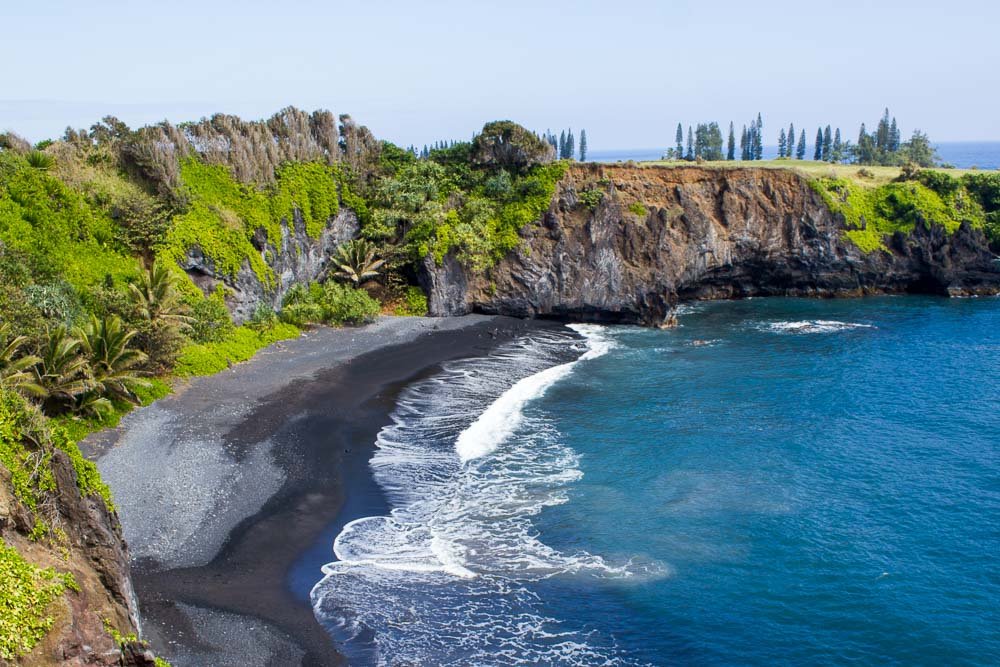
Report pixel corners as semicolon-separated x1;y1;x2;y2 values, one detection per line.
422;164;1000;325
183;208;359;323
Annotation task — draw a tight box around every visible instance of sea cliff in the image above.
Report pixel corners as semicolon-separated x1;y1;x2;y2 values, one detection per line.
423;164;1000;326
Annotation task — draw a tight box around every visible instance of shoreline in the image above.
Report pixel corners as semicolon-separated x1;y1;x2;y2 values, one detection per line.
85;315;561;666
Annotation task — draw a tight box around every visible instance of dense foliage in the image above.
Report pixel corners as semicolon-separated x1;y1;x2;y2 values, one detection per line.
811;171;990;253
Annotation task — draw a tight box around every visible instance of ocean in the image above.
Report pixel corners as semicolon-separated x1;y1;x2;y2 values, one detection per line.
311;296;1000;665
588;142;1000;170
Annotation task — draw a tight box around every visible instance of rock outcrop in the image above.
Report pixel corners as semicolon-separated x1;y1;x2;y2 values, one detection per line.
422;164;1000;325
182;208;359;323
1;452;154;666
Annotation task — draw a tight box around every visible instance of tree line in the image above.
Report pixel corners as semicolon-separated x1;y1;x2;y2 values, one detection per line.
663;109;937;167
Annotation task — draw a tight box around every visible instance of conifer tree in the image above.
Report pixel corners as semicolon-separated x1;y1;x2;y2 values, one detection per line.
754;113;764;160
822;125;832;161
579;129;587;161
832;128;843;162
567;129;575;160
686;126;694;160
727;122;736;160
889;117;900;153
797;129;807;159
676;123;684;159
778;128;787;158
740;125;749;161
814;128;823;161
787;123;795;158
559;131;566;159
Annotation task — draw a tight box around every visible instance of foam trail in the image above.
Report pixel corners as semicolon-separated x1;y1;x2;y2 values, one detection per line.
456;324;614;462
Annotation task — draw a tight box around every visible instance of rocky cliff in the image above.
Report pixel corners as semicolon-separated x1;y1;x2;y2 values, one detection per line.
422;164;1000;326
0;450;155;666
181;209;359;324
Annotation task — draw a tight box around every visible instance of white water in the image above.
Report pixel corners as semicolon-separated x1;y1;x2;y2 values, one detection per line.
759;319;876;334
311;324;657;665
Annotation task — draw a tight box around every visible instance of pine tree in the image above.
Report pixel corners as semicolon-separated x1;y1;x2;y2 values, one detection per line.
787;123;795;158
778;128;787;158
814;128;823;161
876;108;891;153
832;128;843;162
558;131;566;159
579;129;587;161
686;126;694;160
567;129;575;160
754;113;764;160
889;117;900;153
797;129;807;159
727;122;736;160
822;125;832;161
675;123;684;159
740;125;749;161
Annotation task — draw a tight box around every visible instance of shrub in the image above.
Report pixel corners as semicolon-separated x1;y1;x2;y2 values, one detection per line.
318;282;380;325
578;188;604;210
471;121;555;172
628;202;648;218
188;290;234;343
394;286;428;316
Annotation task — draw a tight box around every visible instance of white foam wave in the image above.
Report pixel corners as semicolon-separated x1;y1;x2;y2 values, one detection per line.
311;324;657;665
455;324;614;463
760;319;876;334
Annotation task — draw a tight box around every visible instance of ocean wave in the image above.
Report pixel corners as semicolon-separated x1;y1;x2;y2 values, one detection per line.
757;320;876;334
311;324;656;665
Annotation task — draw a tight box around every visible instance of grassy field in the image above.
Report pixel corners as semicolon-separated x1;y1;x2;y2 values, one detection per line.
636;159;991;187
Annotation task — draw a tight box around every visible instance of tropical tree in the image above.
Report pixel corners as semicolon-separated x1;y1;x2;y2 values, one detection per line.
25;150;55;171
329;239;386;285
0;324;43;397
77;314;149;404
128;261;191;329
34;326;92;414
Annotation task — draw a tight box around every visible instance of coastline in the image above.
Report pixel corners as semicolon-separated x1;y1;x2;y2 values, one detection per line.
84;314;562;666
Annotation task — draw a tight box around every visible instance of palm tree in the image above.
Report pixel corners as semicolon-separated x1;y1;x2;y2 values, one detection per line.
34;326;92;414
329;240;385;285
128;260;192;329
77;314;149;404
25;150;55;171
0;323;44;397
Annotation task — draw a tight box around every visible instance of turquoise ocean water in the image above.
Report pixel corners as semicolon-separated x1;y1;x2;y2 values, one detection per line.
312;296;1000;665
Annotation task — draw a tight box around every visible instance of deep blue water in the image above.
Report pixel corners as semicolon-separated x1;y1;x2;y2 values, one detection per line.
589;142;1000;169
314;297;1000;665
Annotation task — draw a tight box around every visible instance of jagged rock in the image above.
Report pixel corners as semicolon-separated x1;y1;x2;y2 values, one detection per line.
183;208;359;323
422;165;1000;324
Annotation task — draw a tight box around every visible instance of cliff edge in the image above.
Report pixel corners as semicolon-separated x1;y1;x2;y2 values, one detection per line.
422;164;1000;325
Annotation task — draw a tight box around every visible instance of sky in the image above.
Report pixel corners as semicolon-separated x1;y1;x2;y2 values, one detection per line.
2;0;999;148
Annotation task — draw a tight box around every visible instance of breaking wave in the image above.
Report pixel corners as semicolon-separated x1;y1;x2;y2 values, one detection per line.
758;320;876;334
310;324;658;665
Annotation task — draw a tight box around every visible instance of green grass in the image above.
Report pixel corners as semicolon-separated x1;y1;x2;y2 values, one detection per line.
174;321;300;377
638;159;990;187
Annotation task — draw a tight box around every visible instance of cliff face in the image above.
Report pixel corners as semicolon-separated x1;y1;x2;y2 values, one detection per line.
422;164;1000;325
1;452;154;666
182;208;359;324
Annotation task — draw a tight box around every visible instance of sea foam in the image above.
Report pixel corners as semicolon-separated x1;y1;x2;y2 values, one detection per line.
311;324;653;665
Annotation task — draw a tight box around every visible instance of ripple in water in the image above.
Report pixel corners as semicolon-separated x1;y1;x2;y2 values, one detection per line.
311;325;663;665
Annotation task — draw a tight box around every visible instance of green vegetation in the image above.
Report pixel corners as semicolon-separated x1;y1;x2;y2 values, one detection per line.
810;172;989;253
278;282;380;328
329;239;385;285
174;321;300;377
0;540;77;659
394;286;429;316
163;159;346;285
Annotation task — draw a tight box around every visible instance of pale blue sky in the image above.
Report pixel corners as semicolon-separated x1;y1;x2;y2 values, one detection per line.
2;0;998;147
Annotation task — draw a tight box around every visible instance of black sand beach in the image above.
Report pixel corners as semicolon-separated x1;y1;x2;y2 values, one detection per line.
85;315;562;666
